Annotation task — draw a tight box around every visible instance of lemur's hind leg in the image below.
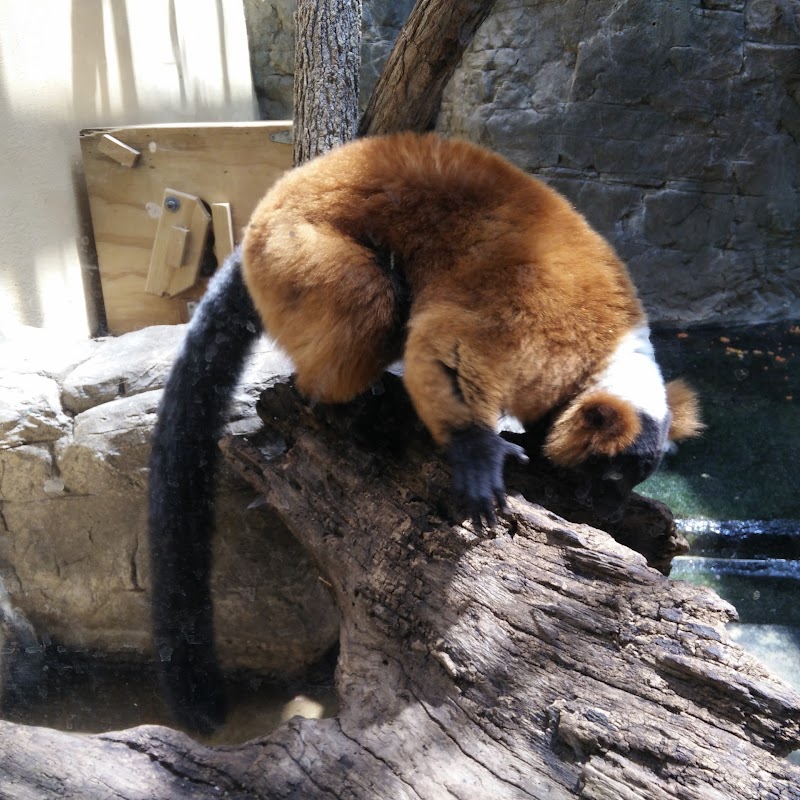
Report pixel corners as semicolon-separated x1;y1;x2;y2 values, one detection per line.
244;224;406;403
403;306;528;528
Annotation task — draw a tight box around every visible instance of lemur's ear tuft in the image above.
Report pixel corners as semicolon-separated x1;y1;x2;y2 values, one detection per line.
544;391;641;467
666;379;704;441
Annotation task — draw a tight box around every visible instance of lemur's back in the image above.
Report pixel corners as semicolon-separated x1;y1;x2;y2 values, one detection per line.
242;133;644;412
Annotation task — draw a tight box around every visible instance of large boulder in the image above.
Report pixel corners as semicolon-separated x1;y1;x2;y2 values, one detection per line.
0;325;339;674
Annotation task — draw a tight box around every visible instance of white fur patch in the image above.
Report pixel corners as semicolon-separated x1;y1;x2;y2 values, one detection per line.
595;326;668;422
498;414;525;434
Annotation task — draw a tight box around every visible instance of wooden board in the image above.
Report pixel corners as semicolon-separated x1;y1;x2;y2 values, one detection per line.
80;122;293;334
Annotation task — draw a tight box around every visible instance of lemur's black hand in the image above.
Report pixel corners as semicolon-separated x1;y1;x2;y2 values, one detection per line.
448;425;529;529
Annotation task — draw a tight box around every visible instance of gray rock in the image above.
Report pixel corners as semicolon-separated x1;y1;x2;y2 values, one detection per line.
438;0;800;326
0;325;98;380
0;374;72;447
61;322;293;417
0;444;58;505
243;0;297;120
56;390;158;497
0;325;337;674
61;326;184;414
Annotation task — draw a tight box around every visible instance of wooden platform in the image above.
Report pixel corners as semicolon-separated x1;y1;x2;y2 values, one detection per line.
80;122;293;334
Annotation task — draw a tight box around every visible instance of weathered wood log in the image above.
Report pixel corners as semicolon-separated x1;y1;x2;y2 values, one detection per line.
2;375;798;799
499;425;689;576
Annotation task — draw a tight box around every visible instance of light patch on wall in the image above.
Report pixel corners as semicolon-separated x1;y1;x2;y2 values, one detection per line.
122;0;256;119
0;273;24;336
66;0;256;124
35;242;89;337
0;2;72;112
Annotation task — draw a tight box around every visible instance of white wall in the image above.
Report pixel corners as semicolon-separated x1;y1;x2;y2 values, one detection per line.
0;0;257;336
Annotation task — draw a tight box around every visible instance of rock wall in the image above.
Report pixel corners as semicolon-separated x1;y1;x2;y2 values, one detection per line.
0;327;338;672
245;0;799;326
439;0;800;326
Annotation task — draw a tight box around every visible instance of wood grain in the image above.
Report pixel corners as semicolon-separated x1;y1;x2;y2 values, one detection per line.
80;122;292;333
97;134;141;168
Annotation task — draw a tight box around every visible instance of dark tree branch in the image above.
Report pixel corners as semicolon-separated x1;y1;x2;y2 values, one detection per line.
358;0;499;135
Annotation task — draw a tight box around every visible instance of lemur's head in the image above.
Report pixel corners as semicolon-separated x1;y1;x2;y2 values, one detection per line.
544;327;702;522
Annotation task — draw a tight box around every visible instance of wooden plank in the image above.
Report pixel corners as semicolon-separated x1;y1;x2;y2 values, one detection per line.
166;201;212;297
165;226;189;269
145;190;211;298
211;202;235;265
80;122;293;333
97;134;141;168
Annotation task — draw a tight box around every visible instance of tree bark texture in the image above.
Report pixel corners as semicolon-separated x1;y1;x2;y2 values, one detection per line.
293;0;362;164
358;0;499;136
2;376;799;800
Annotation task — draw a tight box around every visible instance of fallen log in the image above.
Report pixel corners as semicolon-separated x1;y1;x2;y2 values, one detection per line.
1;375;798;799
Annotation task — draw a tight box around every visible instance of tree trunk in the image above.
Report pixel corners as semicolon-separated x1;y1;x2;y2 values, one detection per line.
359;0;499;136
2;376;798;799
293;0;362;164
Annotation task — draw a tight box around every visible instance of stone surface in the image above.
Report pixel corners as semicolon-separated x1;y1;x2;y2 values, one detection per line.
0;373;72;448
61;326;183;415
0;326;338;674
438;0;800;325
245;0;798;326
244;0;296;120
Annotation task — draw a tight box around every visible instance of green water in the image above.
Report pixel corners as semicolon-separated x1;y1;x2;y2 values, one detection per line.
642;323;800;521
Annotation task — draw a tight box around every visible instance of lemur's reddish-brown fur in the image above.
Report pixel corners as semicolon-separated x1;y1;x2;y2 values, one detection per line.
544;391;643;467
242;133;693;449
666;378;705;441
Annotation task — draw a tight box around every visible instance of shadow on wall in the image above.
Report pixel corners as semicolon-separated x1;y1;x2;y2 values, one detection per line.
0;0;255;336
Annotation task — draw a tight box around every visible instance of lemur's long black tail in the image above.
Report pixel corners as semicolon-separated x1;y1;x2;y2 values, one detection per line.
148;248;261;734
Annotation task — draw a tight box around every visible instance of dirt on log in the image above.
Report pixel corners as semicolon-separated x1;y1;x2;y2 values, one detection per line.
1;375;799;799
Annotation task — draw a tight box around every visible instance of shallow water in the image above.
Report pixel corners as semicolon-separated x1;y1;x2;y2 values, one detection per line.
2;654;338;745
669;528;800;765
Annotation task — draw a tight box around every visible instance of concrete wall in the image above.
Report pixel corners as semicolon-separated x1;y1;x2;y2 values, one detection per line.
0;0;257;337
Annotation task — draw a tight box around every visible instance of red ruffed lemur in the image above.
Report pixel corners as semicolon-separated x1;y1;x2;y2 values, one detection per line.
149;133;702;733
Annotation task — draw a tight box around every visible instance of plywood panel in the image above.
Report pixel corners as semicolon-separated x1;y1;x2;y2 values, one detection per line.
80;122;293;334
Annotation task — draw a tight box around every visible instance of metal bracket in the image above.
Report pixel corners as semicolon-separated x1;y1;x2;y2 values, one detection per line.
269;130;293;146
